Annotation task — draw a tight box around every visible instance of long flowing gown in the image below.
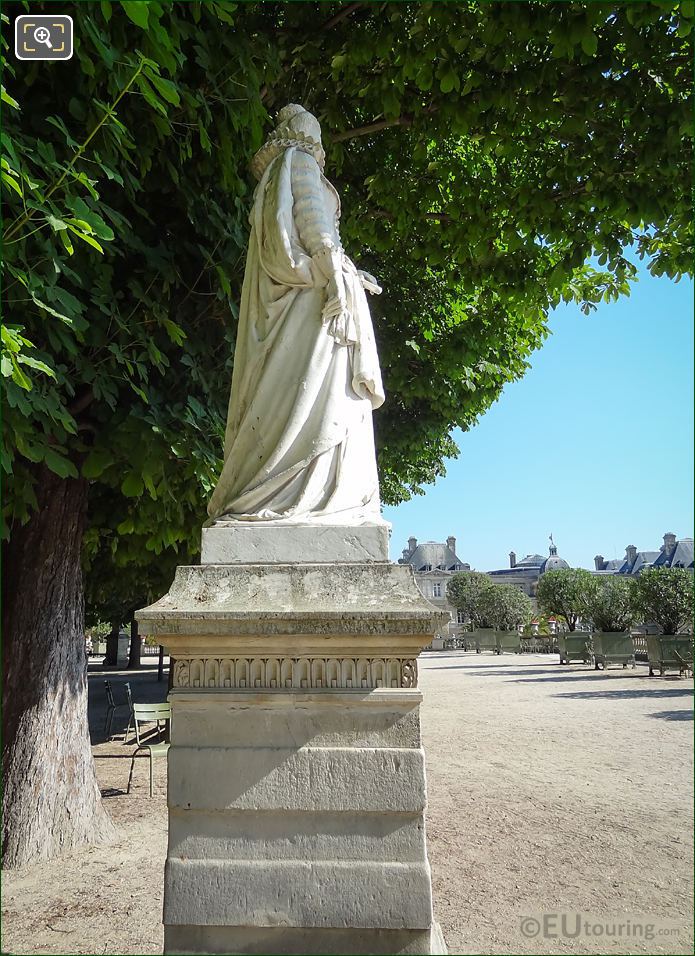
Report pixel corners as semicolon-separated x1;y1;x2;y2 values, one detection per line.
207;147;385;525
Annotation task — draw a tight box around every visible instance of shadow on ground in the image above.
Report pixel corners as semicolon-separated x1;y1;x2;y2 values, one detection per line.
553;686;694;701
648;709;694;721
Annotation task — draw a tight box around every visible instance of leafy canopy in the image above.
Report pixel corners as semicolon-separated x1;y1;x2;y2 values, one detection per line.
586;577;634;632
477;582;533;631
536;567;599;631
446;570;495;627
631;567;694;635
2;1;692;623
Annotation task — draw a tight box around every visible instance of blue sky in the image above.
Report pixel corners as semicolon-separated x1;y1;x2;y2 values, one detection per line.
382;263;694;570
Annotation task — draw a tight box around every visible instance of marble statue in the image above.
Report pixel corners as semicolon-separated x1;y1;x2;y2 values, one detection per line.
207;104;385;525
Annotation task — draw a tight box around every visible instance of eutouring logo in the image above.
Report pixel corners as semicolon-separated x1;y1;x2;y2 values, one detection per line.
520;913;683;943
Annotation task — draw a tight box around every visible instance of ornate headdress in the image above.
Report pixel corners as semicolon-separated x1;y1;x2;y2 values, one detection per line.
250;104;325;181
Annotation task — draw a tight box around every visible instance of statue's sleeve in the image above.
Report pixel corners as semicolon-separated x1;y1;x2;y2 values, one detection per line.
291;151;341;280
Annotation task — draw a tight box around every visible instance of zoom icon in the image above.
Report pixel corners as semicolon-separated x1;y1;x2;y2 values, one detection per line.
15;15;73;61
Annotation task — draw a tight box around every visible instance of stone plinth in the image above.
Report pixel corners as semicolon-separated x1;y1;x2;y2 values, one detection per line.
137;561;447;955
201;521;390;564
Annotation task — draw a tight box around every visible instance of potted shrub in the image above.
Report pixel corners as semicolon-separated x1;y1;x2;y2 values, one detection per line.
587;577;635;669
537;568;598;664
631;568;694;676
477;584;532;655
447;571;497;652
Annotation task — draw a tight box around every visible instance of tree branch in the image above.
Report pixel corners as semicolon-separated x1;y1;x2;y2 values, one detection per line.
322;2;364;31
67;389;94;417
372;209;454;223
332;115;414;143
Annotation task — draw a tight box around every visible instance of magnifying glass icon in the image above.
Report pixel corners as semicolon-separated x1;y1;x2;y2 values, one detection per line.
33;26;53;49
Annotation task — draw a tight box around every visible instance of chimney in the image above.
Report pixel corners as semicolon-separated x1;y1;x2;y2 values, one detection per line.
625;545;637;567
401;549;411;562
407;536;417;554
509;551;517;569
594;554;604;571
663;532;677;557
446;535;456;554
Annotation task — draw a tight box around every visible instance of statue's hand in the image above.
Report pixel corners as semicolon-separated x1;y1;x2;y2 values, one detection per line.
357;269;382;295
324;272;348;319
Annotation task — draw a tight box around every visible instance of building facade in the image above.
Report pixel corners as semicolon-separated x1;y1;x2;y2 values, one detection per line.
398;536;470;639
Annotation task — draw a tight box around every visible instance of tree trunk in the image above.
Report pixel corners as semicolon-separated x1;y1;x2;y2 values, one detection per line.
2;464;116;868
127;616;142;669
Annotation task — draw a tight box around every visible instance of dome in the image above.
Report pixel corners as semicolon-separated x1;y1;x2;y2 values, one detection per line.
540;555;570;574
540;537;569;574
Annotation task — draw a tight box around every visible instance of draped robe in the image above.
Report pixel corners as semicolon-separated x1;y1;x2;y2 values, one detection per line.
207;147;385;524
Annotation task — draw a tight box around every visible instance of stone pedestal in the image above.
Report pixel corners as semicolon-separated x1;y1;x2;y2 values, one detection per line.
137;553;447;955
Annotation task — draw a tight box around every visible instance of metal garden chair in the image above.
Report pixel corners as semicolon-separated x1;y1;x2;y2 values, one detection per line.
123;681;135;744
103;679;129;739
126;702;171;797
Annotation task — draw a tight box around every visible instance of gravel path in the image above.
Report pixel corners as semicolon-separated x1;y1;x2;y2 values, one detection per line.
2;652;692;955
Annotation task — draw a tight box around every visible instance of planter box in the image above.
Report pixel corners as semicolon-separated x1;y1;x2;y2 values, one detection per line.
647;635;694;677
557;633;593;665
593;632;635;670
521;636;557;654
495;631;522;655
472;629;498;654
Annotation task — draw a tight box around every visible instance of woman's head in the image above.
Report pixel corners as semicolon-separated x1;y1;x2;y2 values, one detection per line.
251;104;325;180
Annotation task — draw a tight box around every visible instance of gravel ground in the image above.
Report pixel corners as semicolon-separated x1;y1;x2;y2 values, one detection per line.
2;652;692;955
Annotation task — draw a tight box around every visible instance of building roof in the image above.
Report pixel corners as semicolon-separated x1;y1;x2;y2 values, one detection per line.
401;540;465;572
488;566;538;577
617;550;660;574
516;553;545;567
653;538;694;569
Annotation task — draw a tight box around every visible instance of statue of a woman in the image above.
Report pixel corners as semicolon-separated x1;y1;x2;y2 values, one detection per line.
207;105;385;525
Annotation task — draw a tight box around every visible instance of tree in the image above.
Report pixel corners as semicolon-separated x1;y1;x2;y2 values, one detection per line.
586;577;634;632
631;567;694;635
536;568;598;631
446;571;494;627
478;583;533;631
2;1;692;865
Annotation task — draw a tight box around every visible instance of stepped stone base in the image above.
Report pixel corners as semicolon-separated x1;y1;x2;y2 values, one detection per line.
137;557;448;956
164;922;448;954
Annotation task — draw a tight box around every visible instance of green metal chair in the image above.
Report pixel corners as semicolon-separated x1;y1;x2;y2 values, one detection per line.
126;702;171;797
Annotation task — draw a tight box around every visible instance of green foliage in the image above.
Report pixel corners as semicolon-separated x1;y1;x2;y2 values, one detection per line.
446;570;494;627
2;1;692;622
631;567;694;635
2;1;272;618
536;568;599;631
478;583;533;631
586;577;634;632
447;571;531;630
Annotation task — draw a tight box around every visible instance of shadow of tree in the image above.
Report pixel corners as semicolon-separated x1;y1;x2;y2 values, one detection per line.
553;687;694;700
648;710;694;721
